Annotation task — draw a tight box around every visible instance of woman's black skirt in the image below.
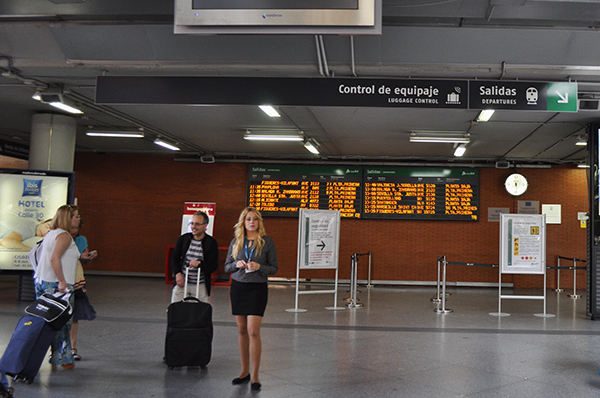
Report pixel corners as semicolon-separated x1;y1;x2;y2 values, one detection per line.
230;279;268;316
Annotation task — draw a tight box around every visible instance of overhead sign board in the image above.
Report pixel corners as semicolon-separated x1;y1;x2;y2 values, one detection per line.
469;80;577;112
97;76;577;112
96;76;468;109
0;139;29;160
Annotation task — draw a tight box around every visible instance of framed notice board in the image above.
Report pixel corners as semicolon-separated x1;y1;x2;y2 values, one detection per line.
500;213;546;274
247;164;479;221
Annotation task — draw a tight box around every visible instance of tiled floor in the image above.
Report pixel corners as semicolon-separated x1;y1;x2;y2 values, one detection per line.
1;274;599;398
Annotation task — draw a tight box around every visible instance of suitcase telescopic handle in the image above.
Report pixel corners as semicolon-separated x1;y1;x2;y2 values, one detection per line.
182;266;201;300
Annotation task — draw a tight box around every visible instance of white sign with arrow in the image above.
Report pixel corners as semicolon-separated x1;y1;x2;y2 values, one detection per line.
299;209;340;269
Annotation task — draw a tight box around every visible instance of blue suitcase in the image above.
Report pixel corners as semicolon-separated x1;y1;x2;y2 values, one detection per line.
0;315;56;384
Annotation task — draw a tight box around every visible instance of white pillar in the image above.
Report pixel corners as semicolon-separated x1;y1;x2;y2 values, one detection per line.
28;113;76;171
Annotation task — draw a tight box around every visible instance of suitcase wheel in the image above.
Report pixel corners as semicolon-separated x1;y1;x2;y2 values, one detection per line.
13;374;33;384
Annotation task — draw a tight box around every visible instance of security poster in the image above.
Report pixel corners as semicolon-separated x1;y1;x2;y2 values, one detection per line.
0;169;74;271
181;202;215;236
500;214;546;274
298;209;340;269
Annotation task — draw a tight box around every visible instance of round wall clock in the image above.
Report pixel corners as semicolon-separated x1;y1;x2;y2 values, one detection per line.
504;173;528;196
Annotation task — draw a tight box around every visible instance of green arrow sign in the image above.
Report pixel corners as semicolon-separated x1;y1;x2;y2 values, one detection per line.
547;82;578;112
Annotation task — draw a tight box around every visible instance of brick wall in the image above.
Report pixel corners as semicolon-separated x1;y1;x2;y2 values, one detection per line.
63;154;588;289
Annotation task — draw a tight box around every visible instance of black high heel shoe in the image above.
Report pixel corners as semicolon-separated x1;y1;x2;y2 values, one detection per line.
232;374;250;385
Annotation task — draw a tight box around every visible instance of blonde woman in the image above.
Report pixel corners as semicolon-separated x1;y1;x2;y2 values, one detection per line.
34;205;94;370
224;207;278;391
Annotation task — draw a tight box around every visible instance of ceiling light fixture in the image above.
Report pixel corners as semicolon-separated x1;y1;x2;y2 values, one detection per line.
304;138;320;154
575;135;587;146
259;105;281;117
476;109;495;122
454;143;467;157
86;128;145;138
409;132;470;144
32;88;83;115
244;130;304;141
154;138;180;151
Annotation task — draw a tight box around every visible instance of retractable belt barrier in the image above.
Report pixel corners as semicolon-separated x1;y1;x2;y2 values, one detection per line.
432;255;497;315
433;254;587;315
548;255;587;298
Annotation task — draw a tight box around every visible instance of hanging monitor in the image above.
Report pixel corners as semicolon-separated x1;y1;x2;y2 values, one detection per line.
174;0;382;35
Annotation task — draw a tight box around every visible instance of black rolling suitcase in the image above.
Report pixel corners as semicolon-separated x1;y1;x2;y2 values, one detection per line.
0;315;56;384
165;269;213;369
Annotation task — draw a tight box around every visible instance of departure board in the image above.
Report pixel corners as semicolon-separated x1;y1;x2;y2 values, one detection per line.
247;165;479;220
248;165;362;218
363;167;479;220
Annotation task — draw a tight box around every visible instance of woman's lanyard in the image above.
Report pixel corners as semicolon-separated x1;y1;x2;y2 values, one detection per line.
244;238;255;261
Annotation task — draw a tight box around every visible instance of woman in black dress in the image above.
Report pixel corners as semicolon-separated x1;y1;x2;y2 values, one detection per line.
224;207;278;391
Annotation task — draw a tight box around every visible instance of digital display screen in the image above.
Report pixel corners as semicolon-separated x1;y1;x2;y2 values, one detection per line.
247;165;479;221
192;0;358;10
363;167;479;221
248;165;362;218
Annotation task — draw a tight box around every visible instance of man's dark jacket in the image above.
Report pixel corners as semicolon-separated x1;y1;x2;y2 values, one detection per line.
171;233;219;296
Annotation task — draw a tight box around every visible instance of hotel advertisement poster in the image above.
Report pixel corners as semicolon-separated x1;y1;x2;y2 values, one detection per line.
0;169;74;271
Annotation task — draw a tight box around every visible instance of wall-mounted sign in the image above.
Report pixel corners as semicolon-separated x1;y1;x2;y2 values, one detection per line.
542;204;562;224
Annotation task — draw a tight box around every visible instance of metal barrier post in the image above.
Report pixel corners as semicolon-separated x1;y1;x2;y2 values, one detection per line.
431;256;442;303
367;251;372;288
434;255;452;314
554;255;563;292
567;258;582;299
346;253;363;308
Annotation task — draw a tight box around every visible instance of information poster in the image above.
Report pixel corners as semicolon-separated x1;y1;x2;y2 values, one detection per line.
181;202;215;236
500;214;546;274
0;169;74;271
298;209;340;269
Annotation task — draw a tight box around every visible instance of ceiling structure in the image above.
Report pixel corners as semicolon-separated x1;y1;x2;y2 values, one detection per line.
1;0;600;167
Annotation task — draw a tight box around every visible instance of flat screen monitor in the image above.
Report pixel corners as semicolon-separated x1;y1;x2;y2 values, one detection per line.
174;0;382;35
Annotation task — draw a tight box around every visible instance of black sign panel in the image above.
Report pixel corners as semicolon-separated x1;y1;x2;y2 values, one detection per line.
0;139;29;160
96;76;469;109
97;76;578;112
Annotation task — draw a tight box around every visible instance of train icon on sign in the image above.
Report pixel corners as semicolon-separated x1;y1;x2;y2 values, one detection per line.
526;87;538;105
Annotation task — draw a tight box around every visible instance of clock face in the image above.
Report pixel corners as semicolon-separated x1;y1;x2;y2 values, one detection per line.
504;173;528;196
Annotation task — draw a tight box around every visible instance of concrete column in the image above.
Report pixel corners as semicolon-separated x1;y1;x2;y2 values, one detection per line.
29;113;76;172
